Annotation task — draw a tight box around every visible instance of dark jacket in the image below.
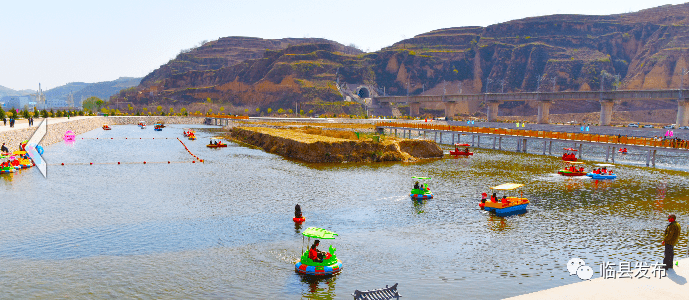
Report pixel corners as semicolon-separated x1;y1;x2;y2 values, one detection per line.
664;221;681;246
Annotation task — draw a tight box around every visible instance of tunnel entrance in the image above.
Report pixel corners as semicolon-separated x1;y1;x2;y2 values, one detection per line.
357;87;370;98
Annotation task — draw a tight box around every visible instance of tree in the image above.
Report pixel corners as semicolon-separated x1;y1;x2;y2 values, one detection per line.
277;108;284;114
244;108;249;114
169;107;174;114
208;108;213;115
0;107;5;120
156;106;162;113
255;108;260;113
143;107;148;112
6;111;13;118
181;107;187;115
288;109;293;114
308;110;314;114
220;106;225;113
50;109;54;118
267;108;272;114
33;107;38;117
300;109;304;115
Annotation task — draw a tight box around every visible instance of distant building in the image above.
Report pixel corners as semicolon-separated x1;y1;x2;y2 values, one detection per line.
46;98;67;108
0;96;34;110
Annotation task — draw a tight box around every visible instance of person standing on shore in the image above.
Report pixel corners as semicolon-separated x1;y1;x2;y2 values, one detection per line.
2;117;6;126
662;214;681;269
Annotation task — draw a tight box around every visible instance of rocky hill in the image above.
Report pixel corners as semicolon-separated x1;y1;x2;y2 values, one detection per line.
114;3;689;116
44;77;141;107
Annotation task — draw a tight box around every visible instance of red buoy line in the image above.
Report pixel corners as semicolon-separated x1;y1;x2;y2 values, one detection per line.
52;161;194;166
177;138;204;163
53;137;204;166
80;137;169;140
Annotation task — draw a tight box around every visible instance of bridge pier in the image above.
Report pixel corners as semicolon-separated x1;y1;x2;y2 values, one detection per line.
677;100;689;127
486;101;501;122
537;101;552;124
599;99;614;126
498;137;503;150
410;102;421;117
444;102;458;119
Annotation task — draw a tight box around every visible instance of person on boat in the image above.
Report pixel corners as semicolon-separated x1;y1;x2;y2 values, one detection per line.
464;147;469;153
1;143;8;154
602;167;607;174
295;204;302;218
578;167;584;172
414;181;419;190
501;195;509;205
454;146;459;152
481;192;487;203
491;192;497;203
309;240;325;263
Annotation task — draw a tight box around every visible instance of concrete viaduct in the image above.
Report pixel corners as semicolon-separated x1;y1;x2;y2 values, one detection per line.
371;90;689;126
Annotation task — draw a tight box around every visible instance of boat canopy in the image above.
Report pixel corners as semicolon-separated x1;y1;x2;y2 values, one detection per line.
491;183;524;190
565;161;584;164
13;151;26;155
211;137;223;139
595;163;615;167
454;143;470;147
411;176;431;180
563;148;578;151
302;227;338;239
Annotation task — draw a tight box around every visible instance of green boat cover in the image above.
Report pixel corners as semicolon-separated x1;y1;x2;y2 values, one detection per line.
302;227;338;239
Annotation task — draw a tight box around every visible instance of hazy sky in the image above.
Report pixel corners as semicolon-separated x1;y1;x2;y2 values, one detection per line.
1;0;685;91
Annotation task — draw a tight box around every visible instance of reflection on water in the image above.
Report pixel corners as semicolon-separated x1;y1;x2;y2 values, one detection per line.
300;274;338;299
0;125;688;299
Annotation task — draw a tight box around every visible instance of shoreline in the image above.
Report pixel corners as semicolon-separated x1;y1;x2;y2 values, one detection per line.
506;258;689;299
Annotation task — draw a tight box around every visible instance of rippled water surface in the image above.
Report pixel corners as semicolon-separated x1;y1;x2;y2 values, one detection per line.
1;124;689;299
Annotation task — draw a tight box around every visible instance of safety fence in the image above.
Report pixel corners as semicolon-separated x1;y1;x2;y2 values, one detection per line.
376;122;689;150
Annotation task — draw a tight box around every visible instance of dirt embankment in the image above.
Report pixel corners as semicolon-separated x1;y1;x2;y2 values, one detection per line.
229;127;443;163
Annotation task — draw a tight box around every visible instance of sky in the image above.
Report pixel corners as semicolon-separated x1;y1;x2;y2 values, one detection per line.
0;0;686;91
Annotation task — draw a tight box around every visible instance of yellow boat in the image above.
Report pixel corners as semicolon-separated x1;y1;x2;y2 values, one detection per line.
482;183;529;215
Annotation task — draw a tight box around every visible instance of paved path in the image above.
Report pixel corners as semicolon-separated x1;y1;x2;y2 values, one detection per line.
506;258;689;300
0;116;97;133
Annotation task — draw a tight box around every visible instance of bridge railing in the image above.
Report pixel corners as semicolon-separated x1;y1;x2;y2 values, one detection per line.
206;115;250;120
375;121;689;150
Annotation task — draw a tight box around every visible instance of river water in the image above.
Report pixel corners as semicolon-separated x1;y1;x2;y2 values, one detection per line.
1;124;688;299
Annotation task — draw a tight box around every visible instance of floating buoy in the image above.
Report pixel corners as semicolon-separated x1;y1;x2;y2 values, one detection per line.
143;161;146;164
96;138;98;139
200;159;204;162
168;161;170;164
192;161;195;163
90;162;93;165
111;138;113;139
61;163;64;165
118;162;120;165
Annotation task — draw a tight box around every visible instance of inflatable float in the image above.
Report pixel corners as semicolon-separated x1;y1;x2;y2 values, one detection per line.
293;217;305;223
102;124;111;130
295;227;342;276
410;176;433;199
618;148;628;154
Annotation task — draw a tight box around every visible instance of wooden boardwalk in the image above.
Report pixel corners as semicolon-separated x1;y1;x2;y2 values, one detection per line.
376;122;689;167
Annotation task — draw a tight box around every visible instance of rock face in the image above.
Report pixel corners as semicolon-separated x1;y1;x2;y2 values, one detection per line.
114;3;689;116
230;127;443;163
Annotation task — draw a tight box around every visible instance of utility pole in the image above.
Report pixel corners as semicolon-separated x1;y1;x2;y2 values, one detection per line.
537;74;546;92
501;80;505;93
551;77;556;92
681;68;689;100
458;81;462;94
485;79;493;93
